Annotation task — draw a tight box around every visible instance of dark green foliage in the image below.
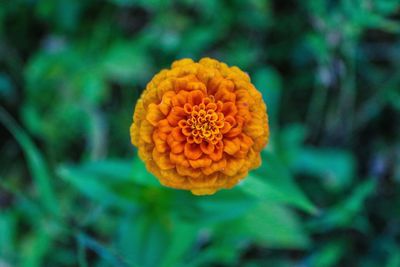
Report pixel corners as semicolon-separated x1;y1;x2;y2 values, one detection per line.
1;0;400;266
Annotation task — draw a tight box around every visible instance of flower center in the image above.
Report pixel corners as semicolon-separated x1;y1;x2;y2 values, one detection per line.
178;97;224;145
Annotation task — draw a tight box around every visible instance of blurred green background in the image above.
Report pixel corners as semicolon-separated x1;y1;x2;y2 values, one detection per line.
1;0;400;266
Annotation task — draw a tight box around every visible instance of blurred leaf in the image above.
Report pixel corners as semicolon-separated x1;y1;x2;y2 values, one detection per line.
187;238;240;267
277;123;308;164
242;150;317;214
118;212;175;267
21;228;52;267
310;241;347;267
242;202;310;248
79;71;108;105
108;0;169;10
216;201;310;249
386;89;400;111
131;157;162;187
103;41;152;84
311;179;376;231
35;0;83;31
0;73;15;103
386;248;400;267
77;232;130;267
223;40;261;70
160;220;198;267
253;67;282;127
375;0;400;15
0;212;16;258
173;189;256;223
117;212;195;267
70;159;137;182
0;107;59;216
107;0;136;6
58;160;143;208
179;26;220;57
294;147;356;191
349;2;400;33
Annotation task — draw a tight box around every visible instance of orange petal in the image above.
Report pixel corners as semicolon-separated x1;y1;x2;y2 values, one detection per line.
167;135;185;154
216;101;223;112
209;141;223;161
184;143;203;160
171;91;189;106
139;120;153;143
170;153;190;167
130;123;139;146
222;158;245;176
172;58;194;68
159;91;175;116
181;126;192;137
244;118;265;138
187;82;207;93
219;79;234;91
224;115;236;125
207;76;222;95
152;148;175;170
183;103;193;114
215;88;236;102
174;77;191;92
240;133;254;149
221;102;237;117
189;157;212;168
224;125;242;138
188;90;204;106
220;122;232;134
206;102;217;111
194;136;202;144
153;130;168;153
191;188;217;196
157;79;174;98
171;127;186;141
167;106;186;126
200;141;214;155
202;158;226;175
176;164;202;178
223;138;241;155
146;103;164;126
170;141;184;154
157;119;172;133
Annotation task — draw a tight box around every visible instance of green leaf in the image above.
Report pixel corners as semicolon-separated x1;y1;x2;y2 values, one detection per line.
277;124;308;164
216;201;310;249
77;232;130;267
102;41;152;84
242;150;317;214
117;212;186;267
294;147;356;191
21;228;52;267
0;107;59;216
173;189;256;223
131;157;162;187
0;73;16;103
386;248;400;267
0;211;17;258
58;161;140;208
160;221;198;267
310;241;347;267
253;67;282;128
310;179;376;231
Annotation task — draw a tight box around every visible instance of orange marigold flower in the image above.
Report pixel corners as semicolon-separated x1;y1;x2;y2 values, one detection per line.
130;58;269;195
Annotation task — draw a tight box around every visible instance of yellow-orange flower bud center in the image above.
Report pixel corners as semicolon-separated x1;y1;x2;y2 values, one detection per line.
180;96;224;145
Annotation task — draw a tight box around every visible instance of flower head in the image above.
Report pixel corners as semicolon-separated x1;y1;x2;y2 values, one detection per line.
130;58;269;195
